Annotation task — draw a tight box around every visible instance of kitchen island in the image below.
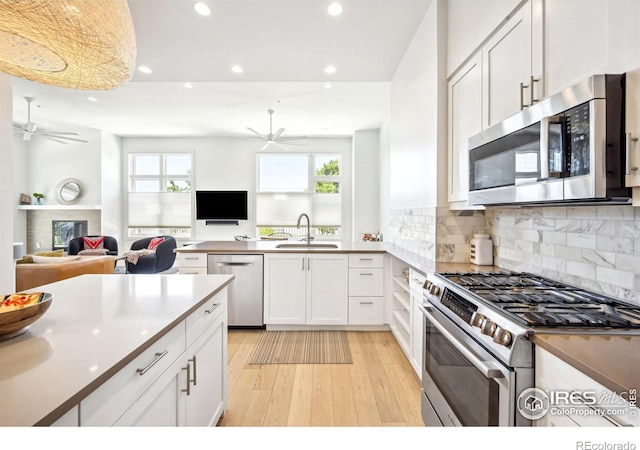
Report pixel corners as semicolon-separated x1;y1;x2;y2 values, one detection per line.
0;273;233;426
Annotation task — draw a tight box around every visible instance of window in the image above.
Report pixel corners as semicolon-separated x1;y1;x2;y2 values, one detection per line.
128;153;192;238
256;154;341;238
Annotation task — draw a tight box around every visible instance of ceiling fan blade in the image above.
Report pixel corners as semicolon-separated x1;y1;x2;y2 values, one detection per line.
23;132;32;141
277;141;306;147
38;134;88;143
41;136;69;145
39;131;80;136
272;142;291;151
261;141;274;151
272;128;285;139
247;127;266;138
276;136;308;141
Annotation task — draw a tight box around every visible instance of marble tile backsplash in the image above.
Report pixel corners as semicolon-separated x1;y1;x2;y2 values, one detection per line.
390;204;640;304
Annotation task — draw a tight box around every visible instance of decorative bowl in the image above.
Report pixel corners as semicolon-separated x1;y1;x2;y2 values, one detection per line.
0;293;52;340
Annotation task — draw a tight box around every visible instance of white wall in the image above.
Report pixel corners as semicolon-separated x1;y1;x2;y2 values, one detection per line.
27;125;103;206
352;129;380;240
13;135;28;246
101;132;123;246
122;136;354;244
1;74;14;292
389;0;445;209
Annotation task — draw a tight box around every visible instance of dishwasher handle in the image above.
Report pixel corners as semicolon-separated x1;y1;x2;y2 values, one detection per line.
215;262;254;267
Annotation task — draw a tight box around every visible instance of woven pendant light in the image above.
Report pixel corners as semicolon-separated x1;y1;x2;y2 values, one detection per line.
0;0;136;90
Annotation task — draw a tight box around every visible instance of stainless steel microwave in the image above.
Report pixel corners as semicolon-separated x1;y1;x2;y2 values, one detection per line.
467;74;631;206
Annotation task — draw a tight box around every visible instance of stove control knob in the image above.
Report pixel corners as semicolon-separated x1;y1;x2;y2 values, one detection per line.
493;328;512;347
470;313;486;328
429;285;441;296
423;281;432;291
480;319;497;337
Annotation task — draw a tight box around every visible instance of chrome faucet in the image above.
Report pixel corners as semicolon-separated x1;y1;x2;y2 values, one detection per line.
296;213;311;244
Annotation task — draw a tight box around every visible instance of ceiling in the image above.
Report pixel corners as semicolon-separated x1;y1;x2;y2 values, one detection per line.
10;0;432;139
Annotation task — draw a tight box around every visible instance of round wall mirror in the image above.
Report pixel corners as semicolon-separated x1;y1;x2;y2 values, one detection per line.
54;178;83;205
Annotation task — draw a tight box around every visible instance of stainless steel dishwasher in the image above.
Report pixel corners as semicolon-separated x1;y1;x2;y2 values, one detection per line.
207;254;264;327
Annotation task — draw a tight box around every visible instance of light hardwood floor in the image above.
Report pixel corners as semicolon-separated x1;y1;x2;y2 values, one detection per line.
218;329;423;427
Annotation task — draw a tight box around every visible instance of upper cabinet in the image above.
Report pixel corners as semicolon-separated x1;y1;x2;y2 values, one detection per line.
447;0;542;208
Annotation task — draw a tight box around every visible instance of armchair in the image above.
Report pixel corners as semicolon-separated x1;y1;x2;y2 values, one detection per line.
68;235;119;256
125;236;177;274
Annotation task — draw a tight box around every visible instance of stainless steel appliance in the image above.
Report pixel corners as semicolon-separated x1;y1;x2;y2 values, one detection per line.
468;74;630;206
420;271;640;427
207;254;264;327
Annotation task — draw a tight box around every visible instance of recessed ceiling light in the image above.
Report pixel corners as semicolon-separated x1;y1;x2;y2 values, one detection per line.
138;65;152;74
231;65;244;74
184;82;193;89
324;65;336;74
327;2;343;16
87;96;97;102
324;83;333;89
193;2;211;16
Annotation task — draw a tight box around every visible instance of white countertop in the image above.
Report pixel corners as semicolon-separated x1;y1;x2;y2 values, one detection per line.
0;273;234;426
174;239;388;253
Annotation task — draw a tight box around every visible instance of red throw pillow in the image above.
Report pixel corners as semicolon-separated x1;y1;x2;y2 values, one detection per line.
148;237;165;250
83;236;105;250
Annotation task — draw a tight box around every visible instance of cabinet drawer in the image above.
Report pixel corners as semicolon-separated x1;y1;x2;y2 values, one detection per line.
348;297;383;325
186;289;227;348
349;268;384;296
349;253;384;268
179;267;208;275
81;323;186;426
179;253;207;268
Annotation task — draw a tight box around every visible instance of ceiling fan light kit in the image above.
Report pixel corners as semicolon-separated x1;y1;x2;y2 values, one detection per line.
0;0;136;90
247;109;307;151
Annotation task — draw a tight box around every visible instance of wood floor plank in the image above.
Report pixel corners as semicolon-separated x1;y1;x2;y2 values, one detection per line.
253;363;279;390
310;364;334;426
242;389;272;426
347;332;383;426
287;364;314;426
357;332;405;424
218;367;260;426
383;363;424;426
331;364;357;426
263;365;296;426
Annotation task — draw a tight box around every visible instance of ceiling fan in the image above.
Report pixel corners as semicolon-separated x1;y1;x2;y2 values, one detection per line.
247;109;307;150
13;97;88;145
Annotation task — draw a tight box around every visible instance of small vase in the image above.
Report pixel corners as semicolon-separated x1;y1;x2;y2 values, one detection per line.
35;198;42;205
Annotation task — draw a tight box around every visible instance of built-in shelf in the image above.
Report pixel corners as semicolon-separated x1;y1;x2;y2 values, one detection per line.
17;205;101;210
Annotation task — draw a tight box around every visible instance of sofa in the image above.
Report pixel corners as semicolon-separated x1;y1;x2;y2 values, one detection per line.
15;255;116;291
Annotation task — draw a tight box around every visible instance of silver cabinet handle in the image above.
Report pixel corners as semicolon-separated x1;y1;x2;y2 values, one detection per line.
302;257;305;271
626;133;638;175
359;273;374;276
189;356;197;386
359;258;373;261
182;363;191;395
184;257;199;260
216;262;253;267
530;76;539;105
520;81;529;110
136;350;168;376
307;257;310;271
205;303;220;314
359;301;374;305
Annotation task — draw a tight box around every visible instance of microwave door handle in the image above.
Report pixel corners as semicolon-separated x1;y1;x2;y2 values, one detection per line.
625;133;639;175
419;305;504;379
540;117;550;179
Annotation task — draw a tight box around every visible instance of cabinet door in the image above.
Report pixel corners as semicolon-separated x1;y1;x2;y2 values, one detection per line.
114;355;188;426
264;253;306;324
306;254;348;325
448;52;483;204
185;312;227;426
482;2;532;128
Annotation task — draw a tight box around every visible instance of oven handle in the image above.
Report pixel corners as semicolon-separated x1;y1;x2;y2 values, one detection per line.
419;304;505;379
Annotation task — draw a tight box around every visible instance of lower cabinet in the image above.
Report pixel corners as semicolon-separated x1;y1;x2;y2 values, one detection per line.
264;253;348;325
79;290;228;427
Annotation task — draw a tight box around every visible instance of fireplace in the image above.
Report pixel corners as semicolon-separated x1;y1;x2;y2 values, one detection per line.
52;220;88;251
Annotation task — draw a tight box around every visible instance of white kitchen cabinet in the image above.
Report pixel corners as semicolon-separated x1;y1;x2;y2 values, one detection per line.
178;253;207;274
80;290;228;427
389;257;411;357
448;52;483;206
409;268;426;379
263;253;348;325
482;1;535;128
50;406;79;427
535;346;639;427
348;253;385;325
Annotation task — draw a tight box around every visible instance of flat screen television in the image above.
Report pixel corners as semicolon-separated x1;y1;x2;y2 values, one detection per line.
195;190;248;220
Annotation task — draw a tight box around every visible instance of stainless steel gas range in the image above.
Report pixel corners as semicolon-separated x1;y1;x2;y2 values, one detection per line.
420;271;640;427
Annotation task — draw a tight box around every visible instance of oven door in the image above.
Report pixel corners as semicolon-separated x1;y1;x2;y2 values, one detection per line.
420;304;515;427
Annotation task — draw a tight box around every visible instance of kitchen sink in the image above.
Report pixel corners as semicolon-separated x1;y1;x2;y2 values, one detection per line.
275;243;339;249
